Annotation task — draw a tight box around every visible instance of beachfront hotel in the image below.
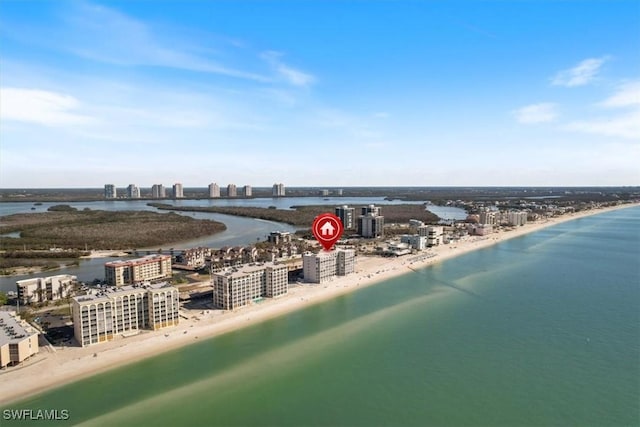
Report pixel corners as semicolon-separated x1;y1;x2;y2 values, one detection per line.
16;274;77;305
0;311;39;368
303;249;356;283
105;254;172;286
212;262;288;310
72;282;179;347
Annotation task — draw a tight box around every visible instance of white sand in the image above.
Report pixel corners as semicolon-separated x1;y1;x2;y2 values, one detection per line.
0;203;636;406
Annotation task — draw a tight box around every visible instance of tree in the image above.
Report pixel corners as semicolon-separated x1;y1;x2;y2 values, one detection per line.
0;291;8;306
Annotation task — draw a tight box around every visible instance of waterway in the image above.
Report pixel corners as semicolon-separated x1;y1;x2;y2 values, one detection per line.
1;198;466;291
4;207;638;426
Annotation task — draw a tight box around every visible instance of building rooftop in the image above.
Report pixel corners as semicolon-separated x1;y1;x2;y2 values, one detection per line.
105;254;171;268
0;311;38;346
73;282;176;303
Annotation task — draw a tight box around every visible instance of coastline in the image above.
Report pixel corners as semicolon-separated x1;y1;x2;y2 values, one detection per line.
0;203;637;406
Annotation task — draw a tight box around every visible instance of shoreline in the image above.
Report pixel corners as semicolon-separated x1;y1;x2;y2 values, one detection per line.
0;203;637;406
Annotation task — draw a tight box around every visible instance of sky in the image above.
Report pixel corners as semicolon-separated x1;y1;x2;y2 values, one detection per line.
1;0;639;188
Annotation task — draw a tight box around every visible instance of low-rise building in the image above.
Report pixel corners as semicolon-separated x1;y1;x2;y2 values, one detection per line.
105;255;172;286
72;282;179;347
268;231;292;245
303;249;356;283
16;274;77;305
0;311;39;368
212;263;288;310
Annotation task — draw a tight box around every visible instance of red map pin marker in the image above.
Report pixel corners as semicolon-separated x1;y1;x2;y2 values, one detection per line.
312;213;344;251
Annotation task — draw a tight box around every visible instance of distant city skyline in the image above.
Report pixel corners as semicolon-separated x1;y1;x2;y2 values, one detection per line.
1;1;639;187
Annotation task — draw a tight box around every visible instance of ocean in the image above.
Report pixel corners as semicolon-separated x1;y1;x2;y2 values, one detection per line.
4;207;639;426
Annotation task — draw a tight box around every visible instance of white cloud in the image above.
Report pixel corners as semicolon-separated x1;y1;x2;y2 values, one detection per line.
513;103;558;124
551;57;609;87
0;87;96;126
564;110;640;140
563;80;640;140
600;80;640;108
261;51;315;87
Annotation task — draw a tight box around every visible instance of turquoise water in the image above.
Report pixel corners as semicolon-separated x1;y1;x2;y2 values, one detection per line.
4;207;639;426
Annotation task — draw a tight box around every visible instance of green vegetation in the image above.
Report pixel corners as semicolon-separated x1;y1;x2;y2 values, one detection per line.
47;204;78;212
0;291;8;306
149;203;439;227
0;210;226;251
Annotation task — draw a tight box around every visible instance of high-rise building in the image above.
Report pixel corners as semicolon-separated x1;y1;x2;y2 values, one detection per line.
507;211;528;226
272;183;285;197
126;184;140;199
320;189;329;197
151;184;166;199
105;255;172;286
212;263;288;310
357;205;384;238
418;226;443;246
208;183;220;198
0;311;39;368
104;184;117;199
227;184;237;197
335;205;355;230
72;282;179;347
303;249;355;283
243;185;252;197
173;183;184;199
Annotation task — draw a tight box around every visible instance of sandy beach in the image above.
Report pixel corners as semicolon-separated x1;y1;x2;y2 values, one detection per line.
0;203;636;406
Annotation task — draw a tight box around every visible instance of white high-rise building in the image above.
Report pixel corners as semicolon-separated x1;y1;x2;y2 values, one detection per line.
303;249;355;283
243;185;252;197
173;183;184;199
152;184;166;198
72;283;179;347
272;183;285;197
208;183;220;198
335;205;355;230
104;184;117;199
212;263;288;310
227;184;237;197
126;184;140;199
507;211;528;226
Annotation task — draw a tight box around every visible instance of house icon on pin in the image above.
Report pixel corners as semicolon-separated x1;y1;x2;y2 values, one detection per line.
320;221;336;236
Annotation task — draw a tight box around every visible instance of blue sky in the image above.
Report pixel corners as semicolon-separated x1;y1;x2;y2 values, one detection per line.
1;1;638;188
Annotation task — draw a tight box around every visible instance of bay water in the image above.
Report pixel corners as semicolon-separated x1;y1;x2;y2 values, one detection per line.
4;207;639;426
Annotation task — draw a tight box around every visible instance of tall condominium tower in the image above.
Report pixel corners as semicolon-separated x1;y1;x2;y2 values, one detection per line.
335;205;355;230
272;183;285;197
173;183;184;199
104;184;117;199
243;185;252;197
151;184;166;198
227;184;237;197
126;184;140;199
208;183;220;198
